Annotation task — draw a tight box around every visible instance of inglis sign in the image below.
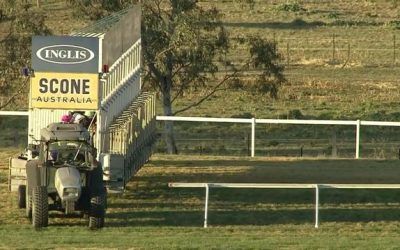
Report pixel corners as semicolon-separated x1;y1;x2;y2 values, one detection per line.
36;45;95;65
32;36;99;73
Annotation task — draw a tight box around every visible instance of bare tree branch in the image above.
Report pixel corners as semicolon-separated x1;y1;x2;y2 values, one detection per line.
172;71;238;116
171;77;195;104
0;77;29;110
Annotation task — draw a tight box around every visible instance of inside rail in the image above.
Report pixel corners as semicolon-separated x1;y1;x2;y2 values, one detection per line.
169;182;400;228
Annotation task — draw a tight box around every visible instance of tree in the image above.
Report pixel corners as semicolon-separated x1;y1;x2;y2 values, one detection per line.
68;0;285;154
141;0;285;154
66;0;135;20
0;1;50;110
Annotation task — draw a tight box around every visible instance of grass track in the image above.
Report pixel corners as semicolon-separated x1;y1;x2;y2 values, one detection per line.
2;152;400;248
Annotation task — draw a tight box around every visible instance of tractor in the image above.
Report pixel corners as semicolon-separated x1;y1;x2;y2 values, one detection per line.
18;123;106;229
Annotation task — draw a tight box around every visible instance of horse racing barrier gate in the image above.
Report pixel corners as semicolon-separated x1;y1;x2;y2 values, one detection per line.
168;182;400;228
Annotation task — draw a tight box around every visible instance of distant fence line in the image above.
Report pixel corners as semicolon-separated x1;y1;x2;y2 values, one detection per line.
231;33;400;67
157;116;400;159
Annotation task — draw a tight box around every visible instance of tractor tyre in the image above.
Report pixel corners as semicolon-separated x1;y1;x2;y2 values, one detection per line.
26;196;32;219
88;194;105;229
25;186;32;219
18;185;26;209
32;186;48;229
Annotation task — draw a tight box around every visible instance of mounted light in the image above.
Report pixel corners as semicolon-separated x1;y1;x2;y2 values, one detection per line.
102;64;109;73
21;67;30;77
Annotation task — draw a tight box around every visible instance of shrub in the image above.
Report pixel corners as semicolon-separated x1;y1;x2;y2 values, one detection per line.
385;20;400;29
231;112;254;119
267;140;280;147
276;2;306;12
327;12;339;19
288;109;304;119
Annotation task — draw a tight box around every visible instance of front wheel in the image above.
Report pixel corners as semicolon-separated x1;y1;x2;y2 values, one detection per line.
32;186;48;229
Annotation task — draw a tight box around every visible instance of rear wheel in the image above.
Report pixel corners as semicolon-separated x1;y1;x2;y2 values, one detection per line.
32;186;48;228
25;185;32;219
89;194;105;229
88;166;106;229
18;185;26;209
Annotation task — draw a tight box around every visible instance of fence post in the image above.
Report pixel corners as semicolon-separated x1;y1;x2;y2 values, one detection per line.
251;118;256;157
315;185;319;228
204;184;209;228
356;120;360;159
286;42;290;66
393;34;396;66
332;33;336;62
247;133;250;156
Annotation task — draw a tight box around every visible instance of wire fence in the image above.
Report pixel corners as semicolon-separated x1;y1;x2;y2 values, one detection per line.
230;33;400;67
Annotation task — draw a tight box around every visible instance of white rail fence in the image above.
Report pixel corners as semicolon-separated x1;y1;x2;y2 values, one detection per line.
1;113;400;159
157;116;400;159
0;111;29;116
169;182;400;228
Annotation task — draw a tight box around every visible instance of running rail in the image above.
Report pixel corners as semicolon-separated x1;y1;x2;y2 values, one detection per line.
169;182;400;228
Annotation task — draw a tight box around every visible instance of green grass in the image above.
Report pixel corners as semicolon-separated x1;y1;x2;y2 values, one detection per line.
3;152;400;248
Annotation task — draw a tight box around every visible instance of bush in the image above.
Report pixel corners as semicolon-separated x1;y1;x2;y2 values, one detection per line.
288;109;304;119
327;12;339;19
228;78;244;90
385;20;400;29
231;112;254;119
267;140;279;147
276;2;306;12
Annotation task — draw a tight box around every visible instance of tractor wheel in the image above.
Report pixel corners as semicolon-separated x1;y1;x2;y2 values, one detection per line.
18;185;26;209
25;186;32;219
32;186;48;228
88;194;105;229
26;196;32;219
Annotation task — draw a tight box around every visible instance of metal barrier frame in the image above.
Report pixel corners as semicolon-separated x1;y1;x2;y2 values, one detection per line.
169;182;400;228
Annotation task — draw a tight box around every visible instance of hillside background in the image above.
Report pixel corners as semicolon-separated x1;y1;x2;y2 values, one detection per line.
1;0;400;157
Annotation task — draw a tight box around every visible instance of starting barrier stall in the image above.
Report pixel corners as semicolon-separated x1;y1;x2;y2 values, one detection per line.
169;182;400;228
7;6;156;192
102;92;157;189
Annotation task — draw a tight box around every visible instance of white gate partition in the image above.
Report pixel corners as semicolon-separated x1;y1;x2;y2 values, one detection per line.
169;182;400;228
0;111;29;116
101;39;141;103
156;116;400;159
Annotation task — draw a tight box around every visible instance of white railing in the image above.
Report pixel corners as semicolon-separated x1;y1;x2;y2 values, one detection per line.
0;111;29;116
157;116;400;159
99;39;142;130
101;39;141;104
169;182;400;228
100;73;141;130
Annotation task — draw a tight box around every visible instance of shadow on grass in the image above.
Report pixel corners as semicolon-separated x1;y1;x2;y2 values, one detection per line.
105;208;400;227
223;20;326;29
222;19;382;30
149;158;394;168
141;158;400;184
112;188;400;207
